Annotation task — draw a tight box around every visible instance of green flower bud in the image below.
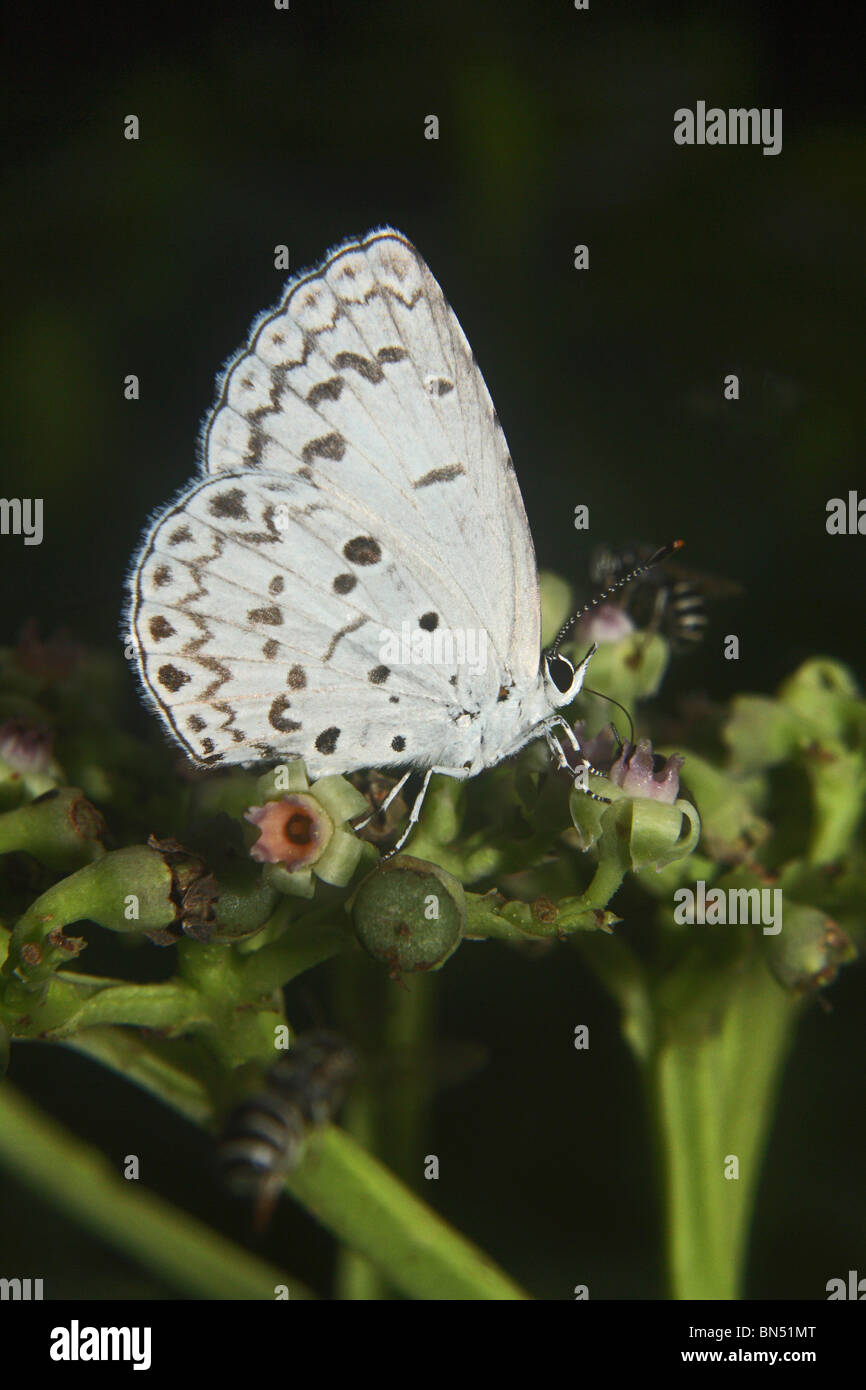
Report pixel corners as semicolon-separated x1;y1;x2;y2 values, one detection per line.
205;858;280;943
1;845;177;989
142;836;218;943
778;658;860;740
763;902;857;994
0;787;106;870
351;855;465;974
723;695;802;773
723;660;866;865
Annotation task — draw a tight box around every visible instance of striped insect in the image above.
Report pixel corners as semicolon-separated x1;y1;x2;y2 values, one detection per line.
588;541;719;650
218;1030;357;1227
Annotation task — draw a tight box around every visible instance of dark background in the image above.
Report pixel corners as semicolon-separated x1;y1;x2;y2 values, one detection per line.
2;0;864;1299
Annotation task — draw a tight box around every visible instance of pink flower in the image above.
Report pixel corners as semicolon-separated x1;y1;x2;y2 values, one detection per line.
570;723;683;803
244;794;333;870
575;602;636;646
0;719;54;775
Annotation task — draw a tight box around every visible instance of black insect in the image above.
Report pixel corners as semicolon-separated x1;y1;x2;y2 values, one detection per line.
218;1030;357;1227
589;542;733;650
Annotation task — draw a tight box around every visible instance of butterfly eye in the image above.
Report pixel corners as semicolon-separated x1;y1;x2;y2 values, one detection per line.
544;653;575;694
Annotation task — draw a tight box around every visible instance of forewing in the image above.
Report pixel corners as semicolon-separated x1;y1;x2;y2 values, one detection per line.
201;228;540;680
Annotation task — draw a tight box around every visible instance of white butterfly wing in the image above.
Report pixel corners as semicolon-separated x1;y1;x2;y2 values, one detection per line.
201;228;540;681
129;229;543;773
130;472;492;772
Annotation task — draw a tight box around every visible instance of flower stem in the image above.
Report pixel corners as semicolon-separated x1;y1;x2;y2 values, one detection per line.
53;1022;528;1300
647;950;799;1298
0;1081;311;1299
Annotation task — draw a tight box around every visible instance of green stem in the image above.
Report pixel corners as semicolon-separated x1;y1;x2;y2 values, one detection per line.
330;945;388;1300
236;907;348;991
647;951;799;1298
0;1082;312;1299
68;1028;217;1123
291;1127;528;1300
380;973;436;1182
331;952;438;1299
48;1023;528;1300
19;980;207;1038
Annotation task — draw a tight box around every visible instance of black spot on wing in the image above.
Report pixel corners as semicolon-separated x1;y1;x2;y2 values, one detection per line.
333;351;384;384
158;664;190;693
269;697;301;733
323;616;366;662
149;616;175;641
306;377;344;406
315;726;340;755
248;605;282;625
343;536;381;566
413;464;466;489
424;375;454;396
301;432;346;464
209;488;249;521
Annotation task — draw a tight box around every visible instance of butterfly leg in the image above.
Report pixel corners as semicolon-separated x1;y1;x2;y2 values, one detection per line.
544;715;582;760
382;765;471;860
542;717;611;805
352;770;414;832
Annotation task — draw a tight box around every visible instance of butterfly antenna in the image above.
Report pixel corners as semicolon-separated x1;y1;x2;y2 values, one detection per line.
551;539;684;656
581;688;636;745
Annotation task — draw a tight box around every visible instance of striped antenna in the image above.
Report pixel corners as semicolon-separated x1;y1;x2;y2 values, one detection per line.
550;540;684;657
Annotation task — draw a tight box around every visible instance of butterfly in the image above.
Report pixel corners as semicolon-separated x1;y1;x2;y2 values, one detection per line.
127;228;673;850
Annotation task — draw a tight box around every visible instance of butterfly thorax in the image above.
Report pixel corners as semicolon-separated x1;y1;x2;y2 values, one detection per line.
430;673;554;775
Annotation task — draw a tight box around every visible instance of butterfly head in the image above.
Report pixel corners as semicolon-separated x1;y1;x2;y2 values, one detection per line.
541;540;685;711
542;644;597;709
